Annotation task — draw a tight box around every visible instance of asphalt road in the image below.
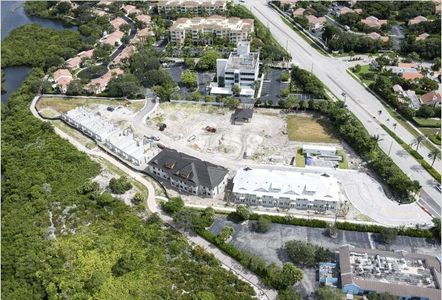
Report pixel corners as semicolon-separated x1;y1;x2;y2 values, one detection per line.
237;0;441;218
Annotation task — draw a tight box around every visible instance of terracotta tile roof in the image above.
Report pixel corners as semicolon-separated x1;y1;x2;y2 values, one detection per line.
136;14;151;25
339;7;354;15
110;17;128;30
420;90;441;106
408;15;428;26
361;16;387;28
86;68;124;92
113;45;135;64
53;69;73;89
306;15;326;25
416;33;430;41
122;4;141;15
102;30;124;46
293;7;305;17
402;72;423;80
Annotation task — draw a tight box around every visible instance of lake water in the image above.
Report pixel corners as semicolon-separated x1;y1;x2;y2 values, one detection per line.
1;0;78;102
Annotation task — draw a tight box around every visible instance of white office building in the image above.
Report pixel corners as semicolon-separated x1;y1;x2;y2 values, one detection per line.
212;41;259;97
232;167;341;211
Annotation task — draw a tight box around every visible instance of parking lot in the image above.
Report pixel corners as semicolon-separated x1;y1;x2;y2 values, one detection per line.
210;216;441;264
259;68;289;105
210;216;439;298
166;65;214;98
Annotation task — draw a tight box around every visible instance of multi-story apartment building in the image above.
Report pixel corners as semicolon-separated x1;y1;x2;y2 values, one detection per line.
147;148;229;197
155;0;227;15
232;167;341;211
216;41;259;89
170;16;254;45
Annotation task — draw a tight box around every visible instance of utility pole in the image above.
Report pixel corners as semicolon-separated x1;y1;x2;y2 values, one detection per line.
388;139;393;156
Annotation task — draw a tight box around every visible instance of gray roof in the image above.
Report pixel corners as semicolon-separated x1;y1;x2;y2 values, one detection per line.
338;245;442;300
232;108;253;122
147;148;228;189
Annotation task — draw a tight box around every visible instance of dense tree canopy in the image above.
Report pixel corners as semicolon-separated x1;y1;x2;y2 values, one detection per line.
1;24;85;69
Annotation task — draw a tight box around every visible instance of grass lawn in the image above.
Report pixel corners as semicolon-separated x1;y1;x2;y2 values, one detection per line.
287;115;338;143
37;96;133;113
352;65;375;86
414;117;441;128
337;149;348;169
420;127;441;145
295;148;305;167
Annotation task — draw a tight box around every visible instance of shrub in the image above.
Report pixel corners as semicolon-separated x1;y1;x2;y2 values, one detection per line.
236;205;250;221
160;197;184;215
254;216;272;233
132;192;145;205
108;176;132;194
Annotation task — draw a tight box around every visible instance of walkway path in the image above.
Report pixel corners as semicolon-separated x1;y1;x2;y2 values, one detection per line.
30;95;276;300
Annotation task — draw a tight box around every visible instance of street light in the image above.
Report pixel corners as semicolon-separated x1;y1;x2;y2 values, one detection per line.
341;92;346;102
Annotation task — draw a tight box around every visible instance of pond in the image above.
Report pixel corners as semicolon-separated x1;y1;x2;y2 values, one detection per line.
1;0;78;103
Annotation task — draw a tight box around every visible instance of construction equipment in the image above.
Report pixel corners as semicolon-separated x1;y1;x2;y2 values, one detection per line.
205;126;216;133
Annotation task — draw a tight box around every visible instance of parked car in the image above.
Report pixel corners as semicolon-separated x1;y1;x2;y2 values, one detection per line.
187;135;196;142
150;135;160;141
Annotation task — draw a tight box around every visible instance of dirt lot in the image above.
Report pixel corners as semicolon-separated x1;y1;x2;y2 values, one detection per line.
146;104;345;167
36;96;144;118
286;115;338;143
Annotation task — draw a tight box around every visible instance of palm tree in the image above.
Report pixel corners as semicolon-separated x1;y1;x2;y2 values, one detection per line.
411;135;425;150
428;149;441;166
371;134;383;150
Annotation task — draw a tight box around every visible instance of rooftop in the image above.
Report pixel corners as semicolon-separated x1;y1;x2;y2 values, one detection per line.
225;42;259;71
147;148;229;189
156;0;227;7
171;16;254;32
339;246;441;300
232;108;253;122
232;167;340;203
110;17;128;30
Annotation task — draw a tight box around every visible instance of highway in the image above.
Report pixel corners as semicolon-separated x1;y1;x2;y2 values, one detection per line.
239;0;441;218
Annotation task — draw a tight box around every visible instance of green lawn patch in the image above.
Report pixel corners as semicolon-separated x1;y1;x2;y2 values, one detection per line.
286;115;338;143
337;149;348;169
295;148;305;167
414;117;441;128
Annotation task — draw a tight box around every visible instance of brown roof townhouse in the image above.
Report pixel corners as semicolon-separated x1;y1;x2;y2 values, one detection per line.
420;90;441;107
305;15;327;30
122;4;141;15
408;15;428;26
136;14;151;26
66;49;94;69
86;68;124;94
367;32;389;42
102;30;125;46
110;17;128;31
361;16;387;28
170;15;254;45
52;69;73;93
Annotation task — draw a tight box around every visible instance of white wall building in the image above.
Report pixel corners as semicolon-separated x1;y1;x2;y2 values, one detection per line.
232;168;341;211
170;16;254;45
212;41;259;97
61;107;158;167
155;0;227;15
302;145;337;156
